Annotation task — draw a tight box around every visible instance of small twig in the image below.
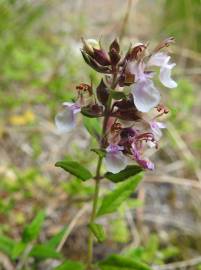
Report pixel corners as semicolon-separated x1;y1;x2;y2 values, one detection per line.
153;256;201;270
57;204;89;252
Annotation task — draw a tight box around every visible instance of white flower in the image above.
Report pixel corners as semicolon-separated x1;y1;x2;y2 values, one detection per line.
55;102;81;133
159;63;177;88
104;144;128;174
148;52;177;88
131;79;160;113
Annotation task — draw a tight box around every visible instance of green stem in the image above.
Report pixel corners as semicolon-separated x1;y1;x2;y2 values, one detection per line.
87;73;117;269
87;156;103;269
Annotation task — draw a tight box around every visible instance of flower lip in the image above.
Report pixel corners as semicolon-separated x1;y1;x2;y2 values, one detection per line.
55;102;81;133
106;144;124;154
131;79;161;112
105;144;128;173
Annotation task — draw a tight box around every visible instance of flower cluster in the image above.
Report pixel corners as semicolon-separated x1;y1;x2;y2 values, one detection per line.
55;37;177;173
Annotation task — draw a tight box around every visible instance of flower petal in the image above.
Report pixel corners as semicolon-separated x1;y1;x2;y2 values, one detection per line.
55;109;75;133
105;152;128;174
159;65;177;88
127;61;146;81
138;158;155;170
63;102;81;114
147;52;170;67
131;143;155;170
106;144;124;154
150;121;165;140
132;79;160;112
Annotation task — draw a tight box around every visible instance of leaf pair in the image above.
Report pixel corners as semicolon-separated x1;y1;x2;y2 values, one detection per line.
55;156;142;183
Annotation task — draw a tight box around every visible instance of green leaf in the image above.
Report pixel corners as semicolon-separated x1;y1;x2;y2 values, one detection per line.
30;244;62;260
55;160;92;181
54;260;85;270
0;235;16;257
83;116;101;139
110;90;127;100
12;241;26;259
46;226;67;249
105;165;143;183
97;173;143;217
91;148;106;158
88;223;106;242
22;211;45;243
99;254;152;270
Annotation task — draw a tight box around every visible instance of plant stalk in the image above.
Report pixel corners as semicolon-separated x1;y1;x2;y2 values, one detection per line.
87;156;103;269
87;73;117;270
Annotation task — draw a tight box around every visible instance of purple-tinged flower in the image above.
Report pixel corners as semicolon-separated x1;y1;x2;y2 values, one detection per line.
128;50;177;113
131;143;154;170
105;144;128;174
128;61;160;113
55;102;81;133
132;79;161;113
147;52;177;88
150;120;166;140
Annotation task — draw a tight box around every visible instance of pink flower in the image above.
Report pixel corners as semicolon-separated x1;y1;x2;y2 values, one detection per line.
150;120;166;140
105;144;128;174
55;102;81;133
131;143;154;170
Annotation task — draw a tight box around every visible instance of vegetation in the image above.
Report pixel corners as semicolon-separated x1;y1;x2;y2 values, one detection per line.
0;1;200;270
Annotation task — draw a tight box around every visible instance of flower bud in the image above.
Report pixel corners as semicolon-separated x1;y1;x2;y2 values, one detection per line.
81;38;100;56
130;43;146;60
93;48;111;66
109;38;120;53
81;50;111;74
109;39;121;66
96;79;109;105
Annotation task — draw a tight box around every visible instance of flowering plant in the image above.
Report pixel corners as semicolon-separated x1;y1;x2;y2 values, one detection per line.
55;37;177;270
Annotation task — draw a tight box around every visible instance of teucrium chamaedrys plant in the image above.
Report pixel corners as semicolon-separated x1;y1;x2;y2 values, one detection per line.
55;37;177;269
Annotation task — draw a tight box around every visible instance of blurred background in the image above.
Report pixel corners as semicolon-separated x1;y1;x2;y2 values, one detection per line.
0;0;201;268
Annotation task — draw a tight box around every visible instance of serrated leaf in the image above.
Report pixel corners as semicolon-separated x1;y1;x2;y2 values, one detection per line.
97;173;143;217
110;90;127;100
99;254;152;270
54;260;85;270
88;223;106;242
105;165;143;183
30;244;62;260
22;211;45;243
55;160;92;181
83;116;101;139
47;226;67;249
0;235;16;257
